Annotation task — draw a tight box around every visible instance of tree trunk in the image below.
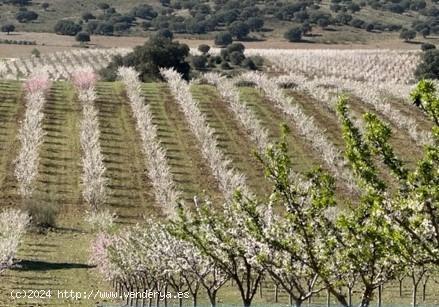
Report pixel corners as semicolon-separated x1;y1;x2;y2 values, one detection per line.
359;287;373;307
295;299;303;307
164;284;168;307
412;283;418;307
399;279;403;298
348;287;353;307
208;291;217;307
243;298;252;307
259;281;263;298
422;275;429;302
274;285;278;303
377;285;382;307
326;289;331;307
192;293;197;307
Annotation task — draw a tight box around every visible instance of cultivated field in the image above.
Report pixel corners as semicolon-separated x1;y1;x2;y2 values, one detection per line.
0;48;437;306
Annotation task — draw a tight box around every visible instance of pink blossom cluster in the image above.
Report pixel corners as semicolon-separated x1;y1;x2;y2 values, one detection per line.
24;70;51;94
89;232;114;280
72;67;98;90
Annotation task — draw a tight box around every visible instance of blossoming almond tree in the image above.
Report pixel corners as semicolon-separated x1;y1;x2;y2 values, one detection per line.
203;72;270;153
241;71;358;193
118;67;180;216
0;209;30;274
172;196;265;307
15;68;51;199
161;68;250;200
72;68;107;212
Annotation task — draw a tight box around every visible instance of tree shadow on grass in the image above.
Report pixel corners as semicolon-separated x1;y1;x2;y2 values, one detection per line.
13;260;95;272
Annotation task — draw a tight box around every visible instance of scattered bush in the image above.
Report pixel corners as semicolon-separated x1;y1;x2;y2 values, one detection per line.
95;22;114;35
1;23;15;34
101;35;190;81
247;17;264;31
215;31;233;46
0;39;36;45
76;31;91;43
192;55;207;70
415;49;439;79
421;43;436;51
221;62;232;70
249;55;264;67
97;3;110;10
156;28;173;39
400;28;417;41
198;44;210;55
82;12;96;22
229;51;245;65
31;48;40;58
26;201;58;230
54;20;82;36
284;27;303;42
228;21;250;40
241;58;257;70
15;10;38;23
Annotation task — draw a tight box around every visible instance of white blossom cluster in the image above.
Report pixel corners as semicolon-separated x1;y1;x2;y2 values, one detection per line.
246;48;420;84
72;68;107;211
1;48;131;80
333;77;432;146
241;71;358;192
0;209;30;274
203;72;270;153
161;68;250;200
118;67;180;216
274;72;432;146
14;68;51;198
91;220;229;306
0;61;7;78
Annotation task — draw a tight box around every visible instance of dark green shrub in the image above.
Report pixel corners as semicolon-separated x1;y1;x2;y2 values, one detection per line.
229;51;245;65
421;43;436;51
215;31;233;46
192;55;207;70
241;58;257;70
198;44;210;55
54;20;82;36
284;27;302;42
100;36;190;82
415;49;439;79
76;31;91;43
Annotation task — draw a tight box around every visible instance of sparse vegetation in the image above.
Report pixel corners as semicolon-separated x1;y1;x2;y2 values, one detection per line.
1;24;15;35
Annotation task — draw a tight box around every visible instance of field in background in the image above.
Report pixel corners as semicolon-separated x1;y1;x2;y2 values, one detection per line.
1;30;438;59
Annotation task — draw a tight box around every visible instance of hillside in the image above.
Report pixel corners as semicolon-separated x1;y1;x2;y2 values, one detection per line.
0;0;438;44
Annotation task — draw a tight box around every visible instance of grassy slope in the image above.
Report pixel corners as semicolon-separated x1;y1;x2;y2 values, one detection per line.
0;80;436;306
0;81;22;206
0;0;427;44
0;0;158;33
